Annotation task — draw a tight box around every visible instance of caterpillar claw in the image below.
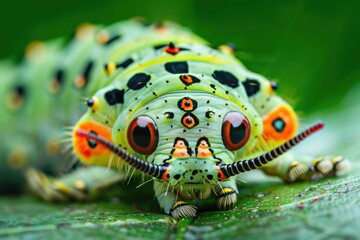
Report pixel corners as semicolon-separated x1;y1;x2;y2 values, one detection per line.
287;163;309;182
332;156;351;177
170;201;197;219
216;187;237;210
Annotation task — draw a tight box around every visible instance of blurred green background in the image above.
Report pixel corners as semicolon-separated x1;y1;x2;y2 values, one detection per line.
1;0;359;115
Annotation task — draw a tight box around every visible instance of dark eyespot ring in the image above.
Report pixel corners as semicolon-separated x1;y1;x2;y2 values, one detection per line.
222;112;250;151
127;116;158;155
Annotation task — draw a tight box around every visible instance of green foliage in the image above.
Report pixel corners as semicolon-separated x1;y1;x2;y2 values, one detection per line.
1;172;359;239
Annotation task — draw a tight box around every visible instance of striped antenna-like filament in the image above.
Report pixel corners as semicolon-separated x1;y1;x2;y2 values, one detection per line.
219;122;324;178
76;130;168;179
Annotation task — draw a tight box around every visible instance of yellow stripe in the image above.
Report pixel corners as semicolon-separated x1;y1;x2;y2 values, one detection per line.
171;201;187;210
331;156;344;164
219;187;235;196
312;157;325;167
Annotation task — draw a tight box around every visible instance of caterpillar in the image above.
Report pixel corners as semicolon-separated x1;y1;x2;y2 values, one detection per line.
0;19;351;218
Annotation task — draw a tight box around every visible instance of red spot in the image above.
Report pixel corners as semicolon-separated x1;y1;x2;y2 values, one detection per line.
164;42;180;55
217;167;227;180
162;169;171;181
297;204;304;209
313;197;319;201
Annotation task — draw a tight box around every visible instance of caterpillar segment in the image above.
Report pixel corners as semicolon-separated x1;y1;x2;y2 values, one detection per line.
26;167;124;201
0;19;350;218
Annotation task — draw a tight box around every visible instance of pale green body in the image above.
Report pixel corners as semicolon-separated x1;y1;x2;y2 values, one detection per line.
0;20;350;218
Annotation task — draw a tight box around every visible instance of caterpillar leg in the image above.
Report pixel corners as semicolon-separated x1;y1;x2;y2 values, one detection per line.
215;179;238;210
260;152;351;182
154;181;197;219
26;166;124;201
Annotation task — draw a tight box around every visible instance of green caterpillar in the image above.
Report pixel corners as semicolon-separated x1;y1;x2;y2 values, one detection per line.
0;19;350;218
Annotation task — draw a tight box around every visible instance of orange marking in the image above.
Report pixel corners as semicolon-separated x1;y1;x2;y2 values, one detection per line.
161;169;171;181
172;139;190;158
216;167;227;180
25;41;45;61
75;23;95;40
180;75;193;85
75;75;86;88
196;140;213;158
180;98;195;111
7;91;23;111
182;115;195;128
96;30;109;44
73;120;113;164
164;44;180;55
262;105;298;142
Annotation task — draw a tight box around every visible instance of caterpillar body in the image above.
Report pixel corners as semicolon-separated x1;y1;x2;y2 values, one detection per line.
0;19;350;218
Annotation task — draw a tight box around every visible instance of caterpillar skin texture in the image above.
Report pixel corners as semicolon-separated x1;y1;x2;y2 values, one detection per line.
1;19;350;218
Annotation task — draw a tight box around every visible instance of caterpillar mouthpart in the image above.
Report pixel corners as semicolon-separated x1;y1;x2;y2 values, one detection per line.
75;129;169;179
218;122;324;178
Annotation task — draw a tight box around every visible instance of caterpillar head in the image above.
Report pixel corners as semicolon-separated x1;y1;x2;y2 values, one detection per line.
73;89;323;187
114;93;262;187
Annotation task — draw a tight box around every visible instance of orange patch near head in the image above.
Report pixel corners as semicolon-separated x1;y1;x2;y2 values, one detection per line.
73;120;113;165
216;167;227;180
161;169;171;181
262;105;298;142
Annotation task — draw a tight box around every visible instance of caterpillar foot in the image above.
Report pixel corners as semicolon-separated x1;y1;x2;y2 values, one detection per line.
216;187;237;210
287;162;309;182
26;168;86;201
170;201;197;219
312;156;351;178
331;156;351;177
313;157;333;175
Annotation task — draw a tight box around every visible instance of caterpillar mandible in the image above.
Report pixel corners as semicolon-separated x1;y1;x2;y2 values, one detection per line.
0;19;351;218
